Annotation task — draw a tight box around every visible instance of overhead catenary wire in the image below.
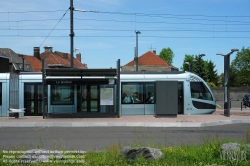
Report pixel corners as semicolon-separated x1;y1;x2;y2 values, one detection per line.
1;35;250;38
1;9;250;39
1;28;250;32
39;9;69;47
0;10;67;14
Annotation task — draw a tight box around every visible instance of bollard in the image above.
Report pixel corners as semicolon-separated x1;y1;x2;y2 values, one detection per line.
241;102;242;111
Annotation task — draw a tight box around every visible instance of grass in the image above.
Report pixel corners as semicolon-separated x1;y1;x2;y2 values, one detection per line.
0;138;249;165
0;132;249;165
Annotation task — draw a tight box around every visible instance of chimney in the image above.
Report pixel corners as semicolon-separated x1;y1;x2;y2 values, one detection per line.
34;47;40;59
44;46;53;53
153;50;156;54
76;53;81;62
63;53;68;60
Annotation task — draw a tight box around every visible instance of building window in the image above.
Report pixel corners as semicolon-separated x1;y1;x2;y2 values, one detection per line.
190;82;213;101
51;85;74;105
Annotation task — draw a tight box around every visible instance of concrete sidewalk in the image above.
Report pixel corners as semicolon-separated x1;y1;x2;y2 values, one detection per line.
0;109;250;128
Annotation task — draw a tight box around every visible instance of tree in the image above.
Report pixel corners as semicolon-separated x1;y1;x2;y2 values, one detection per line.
230;47;250;87
159;47;174;64
205;60;219;86
181;54;195;71
181;54;218;86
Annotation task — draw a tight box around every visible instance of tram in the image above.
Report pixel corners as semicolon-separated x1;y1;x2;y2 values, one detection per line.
120;71;216;115
0;71;216;117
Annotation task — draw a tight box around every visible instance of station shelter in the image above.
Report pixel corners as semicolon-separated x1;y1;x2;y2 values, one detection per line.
41;62;120;118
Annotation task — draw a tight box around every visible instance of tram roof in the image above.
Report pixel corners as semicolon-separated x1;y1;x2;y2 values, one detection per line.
120;71;185;75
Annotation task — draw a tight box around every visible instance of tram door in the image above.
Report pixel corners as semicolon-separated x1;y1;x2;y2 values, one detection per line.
24;83;43;116
81;85;99;112
178;82;184;114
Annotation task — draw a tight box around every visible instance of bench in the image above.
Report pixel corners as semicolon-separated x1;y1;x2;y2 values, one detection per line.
9;108;26;118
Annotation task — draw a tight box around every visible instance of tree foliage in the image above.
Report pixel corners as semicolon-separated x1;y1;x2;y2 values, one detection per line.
159;47;174;64
181;54;195;71
205;60;218;86
230;47;250;87
181;54;219;87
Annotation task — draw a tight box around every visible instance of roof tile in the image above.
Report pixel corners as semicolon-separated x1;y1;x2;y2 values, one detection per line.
124;51;172;66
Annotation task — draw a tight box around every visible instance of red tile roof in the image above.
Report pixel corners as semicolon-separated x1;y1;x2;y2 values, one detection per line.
23;56;42;72
54;51;87;68
40;52;71;67
124;51;172;66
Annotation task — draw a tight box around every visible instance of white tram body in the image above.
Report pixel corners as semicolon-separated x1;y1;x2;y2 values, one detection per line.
120;72;216;115
0;71;216;117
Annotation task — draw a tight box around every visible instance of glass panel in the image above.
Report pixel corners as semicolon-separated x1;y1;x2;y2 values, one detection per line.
51;85;74;105
82;85;87;100
24;85;34;100
25;101;34;114
82;101;87;112
38;101;43;114
121;83;143;104
145;84;154;104
0;83;2;105
81;85;87;112
90;86;98;99
91;101;98;111
190;82;213;101
100;84;115;113
37;85;43;100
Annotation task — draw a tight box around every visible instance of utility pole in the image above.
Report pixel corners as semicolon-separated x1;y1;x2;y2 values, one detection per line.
135;31;141;72
70;0;74;68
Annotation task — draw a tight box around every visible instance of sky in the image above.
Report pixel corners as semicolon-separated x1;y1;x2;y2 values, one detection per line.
1;0;250;74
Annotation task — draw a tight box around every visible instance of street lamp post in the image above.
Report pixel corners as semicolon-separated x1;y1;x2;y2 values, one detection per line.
184;62;191;72
184;59;197;72
135;31;141;72
217;48;239;117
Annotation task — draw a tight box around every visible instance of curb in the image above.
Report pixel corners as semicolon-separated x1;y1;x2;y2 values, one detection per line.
0;119;250;127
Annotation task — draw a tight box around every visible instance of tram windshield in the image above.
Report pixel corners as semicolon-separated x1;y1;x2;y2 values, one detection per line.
190;82;213;101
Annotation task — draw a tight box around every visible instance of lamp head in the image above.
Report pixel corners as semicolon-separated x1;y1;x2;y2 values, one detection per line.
199;54;205;57
216;52;224;56
184;62;190;65
231;48;239;52
192;59;197;63
135;31;141;34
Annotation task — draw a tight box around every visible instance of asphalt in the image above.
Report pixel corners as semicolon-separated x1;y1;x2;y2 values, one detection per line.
0;109;250;128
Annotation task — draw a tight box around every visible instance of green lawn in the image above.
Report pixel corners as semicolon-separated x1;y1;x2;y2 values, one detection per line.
0;135;249;166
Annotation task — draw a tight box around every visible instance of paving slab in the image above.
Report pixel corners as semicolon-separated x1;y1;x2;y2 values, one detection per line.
0;109;249;127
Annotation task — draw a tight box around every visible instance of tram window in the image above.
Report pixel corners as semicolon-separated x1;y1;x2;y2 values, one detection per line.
121;83;143;104
145;84;154;104
190;82;213;101
0;83;2;105
51;85;74;105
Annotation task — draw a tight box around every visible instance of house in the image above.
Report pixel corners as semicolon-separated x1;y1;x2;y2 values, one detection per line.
121;50;178;72
0;48;33;73
19;46;87;72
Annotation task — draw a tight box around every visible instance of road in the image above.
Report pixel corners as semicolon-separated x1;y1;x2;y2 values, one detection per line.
0;124;249;151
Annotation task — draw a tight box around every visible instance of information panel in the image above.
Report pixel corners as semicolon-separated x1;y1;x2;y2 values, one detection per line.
100;88;113;105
